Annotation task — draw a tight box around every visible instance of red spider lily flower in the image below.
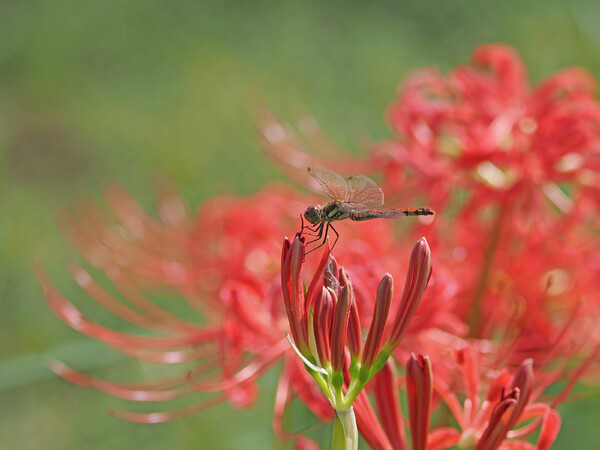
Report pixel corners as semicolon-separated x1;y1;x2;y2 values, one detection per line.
473;359;533;450
431;355;559;450
281;234;432;386
359;350;563;450
281;233;432;447
35;184;328;431
382;44;600;224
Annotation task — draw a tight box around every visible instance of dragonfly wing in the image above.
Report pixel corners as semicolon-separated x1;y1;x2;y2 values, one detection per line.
308;165;349;201
347;175;384;207
337;202;370;215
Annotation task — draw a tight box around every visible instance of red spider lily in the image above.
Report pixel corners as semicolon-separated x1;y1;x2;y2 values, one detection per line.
35;184;324;430
281;234;432;377
280;232;432;448
358;350;563;450
382;44;600;223
428;354;560;450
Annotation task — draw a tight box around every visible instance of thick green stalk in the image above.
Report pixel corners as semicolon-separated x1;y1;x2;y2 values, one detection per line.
331;408;358;450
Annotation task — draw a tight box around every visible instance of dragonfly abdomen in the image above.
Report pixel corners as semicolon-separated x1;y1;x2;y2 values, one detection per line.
348;211;400;221
403;208;434;216
349;207;433;222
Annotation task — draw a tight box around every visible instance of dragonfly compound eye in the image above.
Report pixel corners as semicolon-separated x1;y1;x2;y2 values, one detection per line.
304;205;322;225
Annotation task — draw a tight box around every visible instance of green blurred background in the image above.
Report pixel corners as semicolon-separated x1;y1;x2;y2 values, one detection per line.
2;0;600;448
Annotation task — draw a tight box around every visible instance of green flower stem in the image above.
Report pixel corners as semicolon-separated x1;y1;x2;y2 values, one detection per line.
369;351;391;380
342;379;363;408
332;407;358;450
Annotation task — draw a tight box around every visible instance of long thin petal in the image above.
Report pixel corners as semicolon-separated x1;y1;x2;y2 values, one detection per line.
386;238;432;349
362;274;393;368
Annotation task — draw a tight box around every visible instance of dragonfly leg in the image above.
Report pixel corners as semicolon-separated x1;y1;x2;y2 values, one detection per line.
304;224;321;233
304;232;322;238
329;224;339;251
306;222;330;255
305;222;325;245
303;225;323;237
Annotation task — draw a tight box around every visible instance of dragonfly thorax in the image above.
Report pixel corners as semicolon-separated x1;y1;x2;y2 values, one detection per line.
304;204;324;225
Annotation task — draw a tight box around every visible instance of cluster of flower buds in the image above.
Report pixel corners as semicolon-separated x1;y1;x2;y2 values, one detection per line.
281;233;431;448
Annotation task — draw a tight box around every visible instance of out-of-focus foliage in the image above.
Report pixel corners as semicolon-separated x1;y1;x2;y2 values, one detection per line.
2;0;600;448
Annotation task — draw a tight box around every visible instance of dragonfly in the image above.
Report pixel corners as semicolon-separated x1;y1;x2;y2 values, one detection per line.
303;165;434;251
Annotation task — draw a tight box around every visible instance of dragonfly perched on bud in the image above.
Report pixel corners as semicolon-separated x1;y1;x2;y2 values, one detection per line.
303;166;434;250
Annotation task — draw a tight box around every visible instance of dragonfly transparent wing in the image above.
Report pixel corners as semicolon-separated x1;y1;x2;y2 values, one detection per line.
308;165;349;202
347;175;384;207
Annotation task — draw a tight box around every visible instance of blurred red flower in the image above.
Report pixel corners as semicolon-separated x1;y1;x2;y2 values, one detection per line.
382;44;600;223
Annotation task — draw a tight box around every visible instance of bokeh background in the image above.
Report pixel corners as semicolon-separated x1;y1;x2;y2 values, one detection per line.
2;1;600;448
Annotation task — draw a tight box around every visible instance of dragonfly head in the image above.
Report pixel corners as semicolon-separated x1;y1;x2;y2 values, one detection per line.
304;204;323;225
